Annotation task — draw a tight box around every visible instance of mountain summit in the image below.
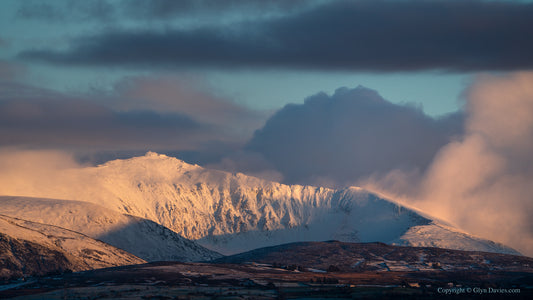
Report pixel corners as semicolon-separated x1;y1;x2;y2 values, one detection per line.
23;152;513;255
1;152;519;256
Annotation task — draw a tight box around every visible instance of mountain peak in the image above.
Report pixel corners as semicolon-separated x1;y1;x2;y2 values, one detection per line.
4;153;519;256
140;151;200;168
145;151;167;158
98;151;201;174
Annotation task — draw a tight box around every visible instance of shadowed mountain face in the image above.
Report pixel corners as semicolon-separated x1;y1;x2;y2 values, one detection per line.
0;232;72;280
0;214;145;280
213;241;533;273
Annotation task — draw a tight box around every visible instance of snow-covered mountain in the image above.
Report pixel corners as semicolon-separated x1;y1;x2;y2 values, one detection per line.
6;152;516;256
0;196;222;262
0;214;144;279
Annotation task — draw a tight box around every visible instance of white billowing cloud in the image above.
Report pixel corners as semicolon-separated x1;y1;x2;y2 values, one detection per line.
364;72;533;256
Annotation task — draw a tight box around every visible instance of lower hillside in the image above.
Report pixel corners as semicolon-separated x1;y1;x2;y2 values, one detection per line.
0;214;145;280
1;233;72;280
2;259;531;299
213;240;533;273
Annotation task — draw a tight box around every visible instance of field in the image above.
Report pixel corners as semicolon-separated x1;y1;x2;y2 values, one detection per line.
2;261;532;299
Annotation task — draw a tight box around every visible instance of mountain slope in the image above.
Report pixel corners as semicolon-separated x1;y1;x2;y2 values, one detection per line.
0;214;144;280
1;152;519;256
0;196;222;262
391;223;519;255
213;240;533;272
78;153;522;255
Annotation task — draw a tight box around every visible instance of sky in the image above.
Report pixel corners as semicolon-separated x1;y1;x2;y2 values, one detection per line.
2;0;533;255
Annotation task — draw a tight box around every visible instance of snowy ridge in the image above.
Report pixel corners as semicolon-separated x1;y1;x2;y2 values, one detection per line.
392;223;520;255
0;214;145;279
0;196;222;262
10;151;512;256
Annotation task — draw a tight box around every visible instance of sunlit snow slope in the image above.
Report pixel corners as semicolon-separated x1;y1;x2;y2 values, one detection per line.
0;196;222;262
1;152;519;256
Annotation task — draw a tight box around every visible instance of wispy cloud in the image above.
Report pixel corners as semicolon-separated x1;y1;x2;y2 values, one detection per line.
0;87;206;150
364;72;533;255
0;75;266;155
107;76;268;139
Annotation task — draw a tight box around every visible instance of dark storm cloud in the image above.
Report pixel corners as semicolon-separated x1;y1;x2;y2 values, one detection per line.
18;0;533;71
245;86;464;187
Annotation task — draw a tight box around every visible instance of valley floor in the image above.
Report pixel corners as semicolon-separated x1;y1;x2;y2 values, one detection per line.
1;261;532;299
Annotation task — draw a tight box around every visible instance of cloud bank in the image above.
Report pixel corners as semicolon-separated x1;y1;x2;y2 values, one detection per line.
364;73;533;255
19;0;533;71
243;86;463;187
0;75;266;157
0;83;206;151
109;76;267;139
